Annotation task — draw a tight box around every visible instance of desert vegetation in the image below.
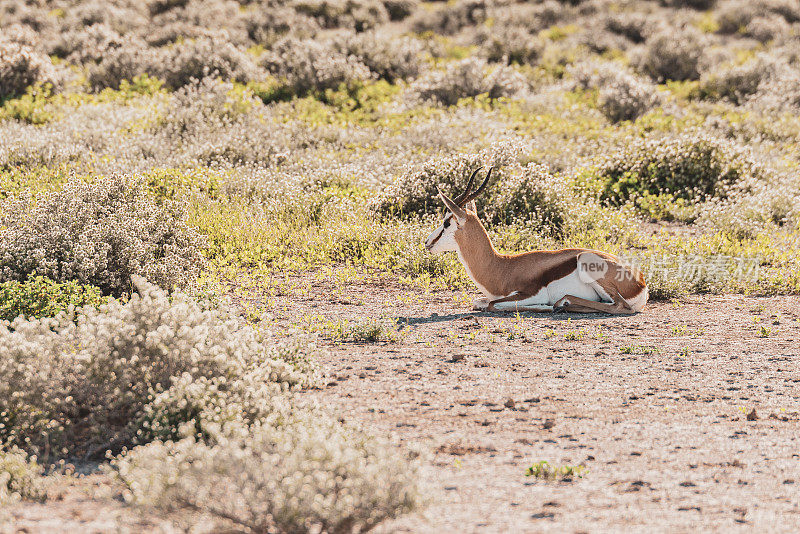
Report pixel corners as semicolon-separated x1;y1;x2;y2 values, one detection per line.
1;0;799;531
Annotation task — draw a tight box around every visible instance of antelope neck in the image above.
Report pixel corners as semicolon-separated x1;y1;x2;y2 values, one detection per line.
455;219;508;297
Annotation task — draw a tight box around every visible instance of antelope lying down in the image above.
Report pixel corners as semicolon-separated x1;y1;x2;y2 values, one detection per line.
424;168;648;314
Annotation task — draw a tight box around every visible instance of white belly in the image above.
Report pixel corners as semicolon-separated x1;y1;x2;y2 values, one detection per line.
546;270;601;304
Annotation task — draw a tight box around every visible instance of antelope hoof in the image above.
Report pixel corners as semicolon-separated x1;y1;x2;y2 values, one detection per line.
553;297;570;311
473;297;489;311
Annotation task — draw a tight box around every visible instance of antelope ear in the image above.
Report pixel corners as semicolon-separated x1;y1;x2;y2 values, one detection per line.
465;199;477;214
437;187;466;223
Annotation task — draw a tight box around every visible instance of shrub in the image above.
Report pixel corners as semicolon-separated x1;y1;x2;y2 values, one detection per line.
243;6;319;46
370;149;515;218
478;24;544;65
383;0;419;20
0;278;313;461
603;12;654;44
292;0;390;32
0;177;206;297
159;35;264;88
484;163;572;235
49;23;124;64
410;0;490;35
113;412;422;534
86;38;163;90
407;57;529;106
568;60;661;122
0;447;44;507
0;277;106;322
747;14;791;42
700;56;777;104
596;132;768;215
634;27;707;82
262;36;373;95
747;66;800;112
333;31;424;82
659;0;715;9
0;40;59;99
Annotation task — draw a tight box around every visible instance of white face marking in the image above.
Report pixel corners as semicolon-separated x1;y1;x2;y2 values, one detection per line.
424;214;459;254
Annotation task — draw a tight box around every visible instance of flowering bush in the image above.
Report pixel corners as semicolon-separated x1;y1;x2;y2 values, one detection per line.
407;57;529;106
262;36;373;95
568;60;661;122
483;163;572;235
596;133;769;209
333;31;424;82
0;446;44;508
0;177;206;297
0;278;314;462
0;40;59;99
114;412;422;533
634;27;708;82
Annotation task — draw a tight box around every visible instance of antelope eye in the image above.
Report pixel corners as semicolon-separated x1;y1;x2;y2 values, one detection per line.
443;218;450;228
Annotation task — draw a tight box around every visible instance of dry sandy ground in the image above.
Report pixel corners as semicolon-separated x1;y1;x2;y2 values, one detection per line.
4;274;800;533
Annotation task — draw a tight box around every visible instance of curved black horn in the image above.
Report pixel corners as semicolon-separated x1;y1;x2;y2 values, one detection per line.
455;166;482;206
462;167;493;204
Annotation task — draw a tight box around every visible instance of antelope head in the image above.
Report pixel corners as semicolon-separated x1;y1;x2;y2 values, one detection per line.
424;167;493;255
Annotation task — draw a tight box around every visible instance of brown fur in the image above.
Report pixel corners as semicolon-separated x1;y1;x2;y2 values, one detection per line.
453;209;646;301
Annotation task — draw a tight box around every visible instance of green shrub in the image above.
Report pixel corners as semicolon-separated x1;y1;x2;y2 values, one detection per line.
595;133;769;220
0;276;106;322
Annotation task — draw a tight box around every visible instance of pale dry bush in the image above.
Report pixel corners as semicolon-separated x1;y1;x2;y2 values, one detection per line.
716;0;800;36
484;163;572;235
410;0;491;35
332;31;425;82
745;15;791;43
383;0;419;20
568;60;661;122
407;57;529;106
477;24;544;65
698;178;800;237
0;177;205;297
371;143;522;217
48;23;125;64
0;446;44;508
85;37;163;90
0;40;59;98
262;36;374;94
633;27;708;81
603;11;656;44
746;65;800;113
0;278;313;462
701;54;782;104
114;412;422;533
87;34;263;90
243;5;320;46
133;77;304;168
158;35;264;88
292;0;390;31
0;23;39;47
659;0;715;8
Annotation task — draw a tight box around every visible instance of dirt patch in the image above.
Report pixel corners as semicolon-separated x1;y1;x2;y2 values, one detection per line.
281;277;800;533
6;274;800;532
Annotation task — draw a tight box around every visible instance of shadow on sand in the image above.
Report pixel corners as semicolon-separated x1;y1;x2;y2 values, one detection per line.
394;309;622;329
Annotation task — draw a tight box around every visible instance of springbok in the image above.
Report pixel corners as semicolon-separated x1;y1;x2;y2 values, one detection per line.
424;167;648;314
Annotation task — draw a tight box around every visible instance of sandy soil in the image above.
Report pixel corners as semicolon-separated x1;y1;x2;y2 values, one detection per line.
5;275;800;533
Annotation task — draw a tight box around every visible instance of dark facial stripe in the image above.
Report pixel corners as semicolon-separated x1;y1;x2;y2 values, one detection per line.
427;216;451;249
